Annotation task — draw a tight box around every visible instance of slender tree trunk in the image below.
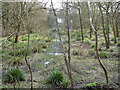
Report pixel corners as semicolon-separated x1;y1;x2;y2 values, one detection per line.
111;5;117;44
90;26;92;39
115;12;119;42
88;1;108;87
14;22;20;43
86;3;92;39
66;0;74;88
24;3;33;89
24;31;33;89
111;19;117;43
106;10;110;49
98;3;108;49
51;0;74;88
66;1;71;65
78;2;84;42
94;31;108;87
115;18;119;37
14;3;22;43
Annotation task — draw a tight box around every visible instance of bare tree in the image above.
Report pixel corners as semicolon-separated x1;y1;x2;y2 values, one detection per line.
24;3;33;89
98;3;108;49
51;0;74;88
88;1;108;87
66;0;74;88
78;2;84;42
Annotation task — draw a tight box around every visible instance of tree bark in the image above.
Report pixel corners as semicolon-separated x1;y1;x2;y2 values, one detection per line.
98;3;108;49
111;5;117;44
78;2;84;42
106;5;110;49
24;3;33;89
51;0;74;88
88;1;108;87
66;0;74;88
14;22;20;43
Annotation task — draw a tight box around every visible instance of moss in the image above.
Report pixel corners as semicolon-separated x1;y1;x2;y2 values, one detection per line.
91;67;97;70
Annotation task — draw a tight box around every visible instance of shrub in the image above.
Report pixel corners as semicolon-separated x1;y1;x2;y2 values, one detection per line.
108;47;115;52
63;40;68;44
42;44;47;49
116;42;120;47
108;75;113;78
3;68;25;83
95;51;109;59
77;34;81;37
71;32;76;37
92;67;97;70
64;46;67;52
9;49;31;56
1;85;8;89
84;38;91;45
72;50;79;55
91;44;95;48
88;49;95;56
47;68;63;87
44;38;51;42
99;51;109;58
21;36;28;41
8;56;24;66
2;40;11;49
82;82;99;88
76;37;81;41
61;78;69;88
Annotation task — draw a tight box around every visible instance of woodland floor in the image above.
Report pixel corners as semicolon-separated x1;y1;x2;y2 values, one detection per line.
1;31;120;89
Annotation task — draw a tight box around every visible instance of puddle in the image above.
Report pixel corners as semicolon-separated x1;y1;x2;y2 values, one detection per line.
46;52;62;56
43;58;54;65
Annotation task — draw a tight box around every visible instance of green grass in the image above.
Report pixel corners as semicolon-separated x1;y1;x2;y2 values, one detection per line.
95;51;110;59
46;68;64;87
3;67;25;83
81;82;99;88
91;67;97;70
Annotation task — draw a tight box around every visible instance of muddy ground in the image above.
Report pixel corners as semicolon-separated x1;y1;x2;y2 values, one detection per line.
2;40;119;89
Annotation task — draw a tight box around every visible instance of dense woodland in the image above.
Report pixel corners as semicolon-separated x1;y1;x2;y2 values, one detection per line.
0;0;120;89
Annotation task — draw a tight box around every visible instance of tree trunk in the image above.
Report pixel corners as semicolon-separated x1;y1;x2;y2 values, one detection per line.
90;26;92;39
51;0;74;88
78;2;84;42
111;5;117;44
24;3;33;89
106;10;110;49
98;3;108;49
14;22;20;43
88;1;108;87
115;18;119;37
111;20;117;43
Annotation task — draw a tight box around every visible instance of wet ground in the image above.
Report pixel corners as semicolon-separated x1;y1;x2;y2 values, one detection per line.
1;34;119;88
